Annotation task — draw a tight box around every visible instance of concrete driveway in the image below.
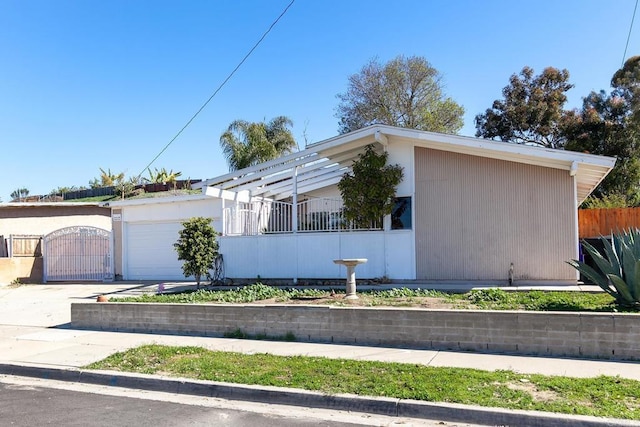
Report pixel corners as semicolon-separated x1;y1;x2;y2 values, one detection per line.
0;282;178;327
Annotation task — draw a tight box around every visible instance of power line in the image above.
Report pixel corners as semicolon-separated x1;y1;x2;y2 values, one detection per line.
136;0;296;180
622;0;639;67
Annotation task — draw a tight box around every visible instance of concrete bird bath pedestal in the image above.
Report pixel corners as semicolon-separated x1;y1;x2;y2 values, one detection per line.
333;258;368;300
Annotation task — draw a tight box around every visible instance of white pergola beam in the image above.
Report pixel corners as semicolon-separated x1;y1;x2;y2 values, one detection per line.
265;168;348;199
195;126;385;190
229;150;356;193
255;163;351;197
218;153;320;190
204;186;251;203
230;150;361;195
276;176;344;199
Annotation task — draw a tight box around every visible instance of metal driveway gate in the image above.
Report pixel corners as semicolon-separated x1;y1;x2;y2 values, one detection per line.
43;226;113;282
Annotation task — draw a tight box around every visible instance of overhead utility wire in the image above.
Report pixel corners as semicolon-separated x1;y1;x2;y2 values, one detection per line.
136;0;296;180
622;0;639;66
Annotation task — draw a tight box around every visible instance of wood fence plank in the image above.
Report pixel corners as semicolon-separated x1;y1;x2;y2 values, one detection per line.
579;208;640;238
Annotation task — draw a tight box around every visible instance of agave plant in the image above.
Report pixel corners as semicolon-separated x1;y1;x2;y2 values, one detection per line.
568;228;640;308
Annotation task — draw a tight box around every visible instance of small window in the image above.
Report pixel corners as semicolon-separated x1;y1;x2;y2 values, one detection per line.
391;197;412;230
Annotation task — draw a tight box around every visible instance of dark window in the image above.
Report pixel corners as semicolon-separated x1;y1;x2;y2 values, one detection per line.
391;197;412;230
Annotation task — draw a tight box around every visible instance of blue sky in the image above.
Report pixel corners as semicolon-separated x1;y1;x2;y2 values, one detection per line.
0;0;638;201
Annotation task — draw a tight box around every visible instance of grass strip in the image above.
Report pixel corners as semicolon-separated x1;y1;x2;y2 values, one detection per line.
86;345;640;420
114;284;626;312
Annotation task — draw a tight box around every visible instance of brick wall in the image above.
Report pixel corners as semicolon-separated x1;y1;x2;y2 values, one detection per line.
71;303;640;360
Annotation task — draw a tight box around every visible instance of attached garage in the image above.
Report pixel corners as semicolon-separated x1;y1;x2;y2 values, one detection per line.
124;221;185;280
106;195;222;281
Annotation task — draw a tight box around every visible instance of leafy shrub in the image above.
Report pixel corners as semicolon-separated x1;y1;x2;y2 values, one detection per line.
174;217;219;288
568;229;640;308
367;287;445;298
468;289;510;304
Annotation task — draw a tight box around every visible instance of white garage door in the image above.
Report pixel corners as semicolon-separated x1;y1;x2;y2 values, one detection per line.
125;222;187;280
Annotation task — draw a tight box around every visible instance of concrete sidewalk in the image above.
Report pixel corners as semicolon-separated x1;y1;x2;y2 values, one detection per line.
1;282;639;426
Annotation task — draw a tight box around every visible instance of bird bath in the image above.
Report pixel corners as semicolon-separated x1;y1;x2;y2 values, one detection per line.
333;258;368;300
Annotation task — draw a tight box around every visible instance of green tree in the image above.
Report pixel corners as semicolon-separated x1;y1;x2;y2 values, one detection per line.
220;116;296;171
146;167;182;185
475;66;573;148
612;55;640;116
338;145;403;229
10;188;29;202
90;168;125;188
115;177;141;200
564;91;640;204
563;57;640;205
173;217;219;288
335;55;464;134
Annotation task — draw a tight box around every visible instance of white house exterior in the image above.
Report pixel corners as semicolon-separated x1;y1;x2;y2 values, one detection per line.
107;125;615;284
105;195;221;281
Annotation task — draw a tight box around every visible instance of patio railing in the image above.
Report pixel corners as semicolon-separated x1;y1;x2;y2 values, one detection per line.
223;198;382;236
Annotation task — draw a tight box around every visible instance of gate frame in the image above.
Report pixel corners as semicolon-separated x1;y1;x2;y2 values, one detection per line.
43;226;114;283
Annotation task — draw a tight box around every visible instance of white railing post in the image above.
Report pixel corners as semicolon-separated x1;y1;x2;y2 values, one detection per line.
292;166;298;233
221;198;226;236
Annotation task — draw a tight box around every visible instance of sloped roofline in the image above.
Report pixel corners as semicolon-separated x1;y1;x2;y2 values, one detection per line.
100;194;212;207
195;125;616;203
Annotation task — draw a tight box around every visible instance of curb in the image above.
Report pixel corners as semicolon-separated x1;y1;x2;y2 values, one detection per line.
0;363;638;427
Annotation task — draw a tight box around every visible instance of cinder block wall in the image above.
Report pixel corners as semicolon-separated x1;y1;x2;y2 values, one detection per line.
71;303;640;360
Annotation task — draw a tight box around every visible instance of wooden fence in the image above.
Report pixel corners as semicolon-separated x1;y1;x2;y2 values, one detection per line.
4;235;42;257
0;236;7;257
59;179;202;201
578;207;640;238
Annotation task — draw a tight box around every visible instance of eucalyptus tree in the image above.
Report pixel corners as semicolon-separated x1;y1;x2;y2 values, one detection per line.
475;66;573;148
564;57;640;205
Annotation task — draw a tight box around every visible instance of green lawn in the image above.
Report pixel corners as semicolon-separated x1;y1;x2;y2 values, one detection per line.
86;344;640;420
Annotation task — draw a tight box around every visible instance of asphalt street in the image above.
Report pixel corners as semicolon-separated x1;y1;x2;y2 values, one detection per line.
0;375;480;427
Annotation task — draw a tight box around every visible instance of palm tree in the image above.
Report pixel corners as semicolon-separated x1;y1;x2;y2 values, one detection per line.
146;167;182;184
10;188;29;202
90;168;125;188
219;116;296;171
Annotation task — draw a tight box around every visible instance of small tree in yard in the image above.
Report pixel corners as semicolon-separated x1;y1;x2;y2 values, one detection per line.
174;217;219;288
338;144;403;229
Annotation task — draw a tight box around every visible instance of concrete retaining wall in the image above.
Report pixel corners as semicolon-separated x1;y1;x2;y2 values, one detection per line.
0;257;42;284
71;303;640;360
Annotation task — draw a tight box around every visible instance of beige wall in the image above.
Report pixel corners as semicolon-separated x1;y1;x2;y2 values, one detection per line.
414;147;575;281
0;257;43;284
0;206;111;237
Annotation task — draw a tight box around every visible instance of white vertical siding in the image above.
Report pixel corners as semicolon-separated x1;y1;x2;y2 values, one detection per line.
219;231;414;280
415;147;575;281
